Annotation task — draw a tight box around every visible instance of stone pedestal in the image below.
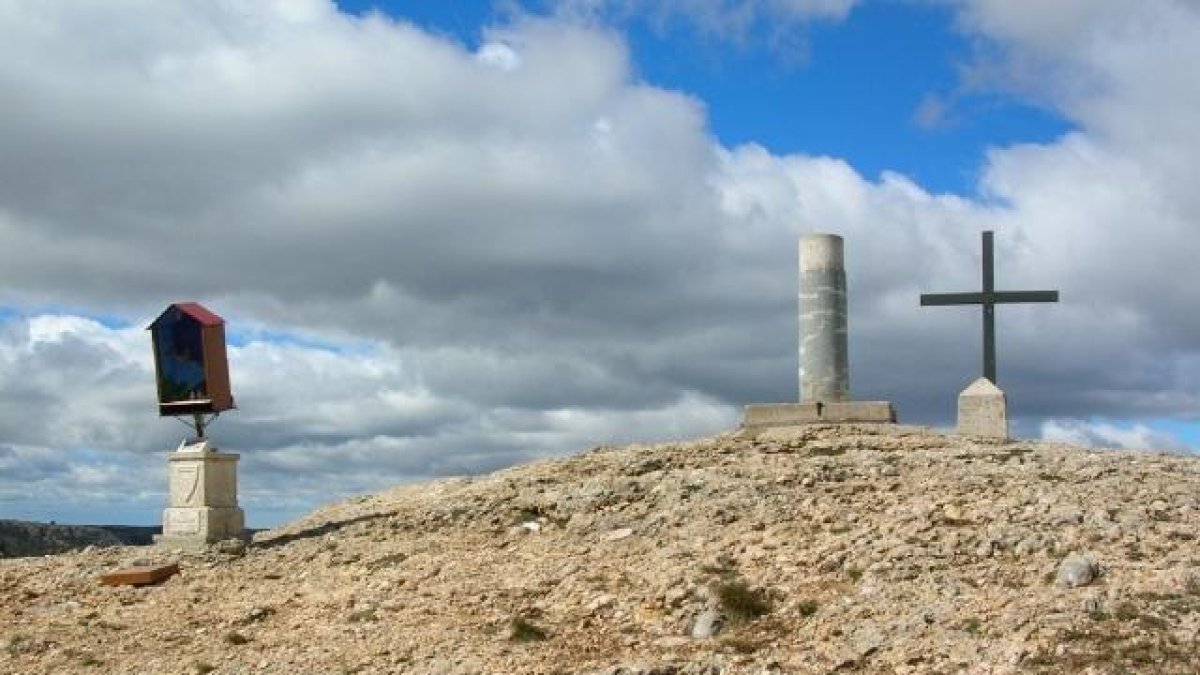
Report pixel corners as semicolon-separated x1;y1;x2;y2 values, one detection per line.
155;440;244;549
958;377;1008;439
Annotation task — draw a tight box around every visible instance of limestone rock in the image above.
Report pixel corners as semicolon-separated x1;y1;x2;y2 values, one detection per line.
690;608;722;639
1056;554;1101;588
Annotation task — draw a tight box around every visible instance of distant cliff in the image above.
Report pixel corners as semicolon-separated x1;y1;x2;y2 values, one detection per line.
0;520;157;558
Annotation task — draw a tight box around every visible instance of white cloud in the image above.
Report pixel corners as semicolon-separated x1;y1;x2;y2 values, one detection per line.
1040;419;1190;453
477;41;522;70
0;312;738;525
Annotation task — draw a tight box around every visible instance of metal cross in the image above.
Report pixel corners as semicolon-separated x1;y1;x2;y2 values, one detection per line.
920;231;1058;384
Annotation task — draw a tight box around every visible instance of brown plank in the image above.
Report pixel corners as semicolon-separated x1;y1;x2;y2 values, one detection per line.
100;562;180;587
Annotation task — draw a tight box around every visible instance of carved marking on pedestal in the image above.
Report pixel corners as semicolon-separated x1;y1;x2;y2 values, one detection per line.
172;465;201;506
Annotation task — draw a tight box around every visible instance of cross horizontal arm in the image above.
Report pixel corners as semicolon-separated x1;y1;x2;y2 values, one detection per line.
920;293;985;306
992;290;1059;303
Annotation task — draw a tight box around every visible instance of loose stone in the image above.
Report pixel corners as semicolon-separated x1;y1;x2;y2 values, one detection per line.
690;608;722;639
1056;554;1100;588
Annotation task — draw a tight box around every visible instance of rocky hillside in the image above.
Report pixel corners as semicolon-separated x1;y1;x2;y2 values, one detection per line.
1;424;1198;674
0;520;124;558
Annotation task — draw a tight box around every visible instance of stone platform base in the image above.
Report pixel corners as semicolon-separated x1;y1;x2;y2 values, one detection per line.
743;401;896;430
155;506;245;549
154;533;244;552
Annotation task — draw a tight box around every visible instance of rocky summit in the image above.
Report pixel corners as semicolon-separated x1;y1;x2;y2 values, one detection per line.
2;424;1199;674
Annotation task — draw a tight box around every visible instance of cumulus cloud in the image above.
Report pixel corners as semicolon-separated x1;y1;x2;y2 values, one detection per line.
0;0;1197;523
476;41;522;71
1040;419;1191;453
0;312;736;524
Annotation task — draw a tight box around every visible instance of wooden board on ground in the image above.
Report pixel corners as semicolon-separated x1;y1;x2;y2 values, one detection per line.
100;562;180;587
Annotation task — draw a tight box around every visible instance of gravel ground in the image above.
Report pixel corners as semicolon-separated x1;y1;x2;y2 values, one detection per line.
2;424;1198;674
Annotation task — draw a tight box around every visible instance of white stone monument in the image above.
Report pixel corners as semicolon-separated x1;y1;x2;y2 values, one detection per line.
155;439;245;548
957;377;1008;439
743;234;895;430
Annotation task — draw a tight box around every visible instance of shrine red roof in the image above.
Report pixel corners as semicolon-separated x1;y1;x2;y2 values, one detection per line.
176;302;223;326
149;302;225;328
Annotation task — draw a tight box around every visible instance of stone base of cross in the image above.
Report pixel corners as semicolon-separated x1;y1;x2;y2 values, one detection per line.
958;377;1008;439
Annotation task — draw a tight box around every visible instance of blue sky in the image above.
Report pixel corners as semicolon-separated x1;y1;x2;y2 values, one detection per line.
339;0;1072;194
0;1;1197;527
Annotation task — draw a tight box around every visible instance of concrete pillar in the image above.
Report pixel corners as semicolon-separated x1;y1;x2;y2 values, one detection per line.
799;234;849;402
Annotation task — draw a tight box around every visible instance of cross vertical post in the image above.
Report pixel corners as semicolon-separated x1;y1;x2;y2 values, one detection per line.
920;230;1058;385
982;231;996;383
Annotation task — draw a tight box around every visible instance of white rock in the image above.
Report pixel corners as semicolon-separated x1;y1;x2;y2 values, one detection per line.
1056;554;1100;588
605;527;634;541
691;608;722;639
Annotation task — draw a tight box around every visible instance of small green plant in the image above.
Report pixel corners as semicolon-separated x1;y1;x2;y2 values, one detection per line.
961;617;982;634
509;616;548;642
6;633;28;656
798;599;819;617
347;608;377;623
512;506;545;524
846;566;863;582
714;580;772;624
78;653;103;667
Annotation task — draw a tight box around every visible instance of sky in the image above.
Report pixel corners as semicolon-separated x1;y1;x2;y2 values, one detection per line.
0;0;1197;527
